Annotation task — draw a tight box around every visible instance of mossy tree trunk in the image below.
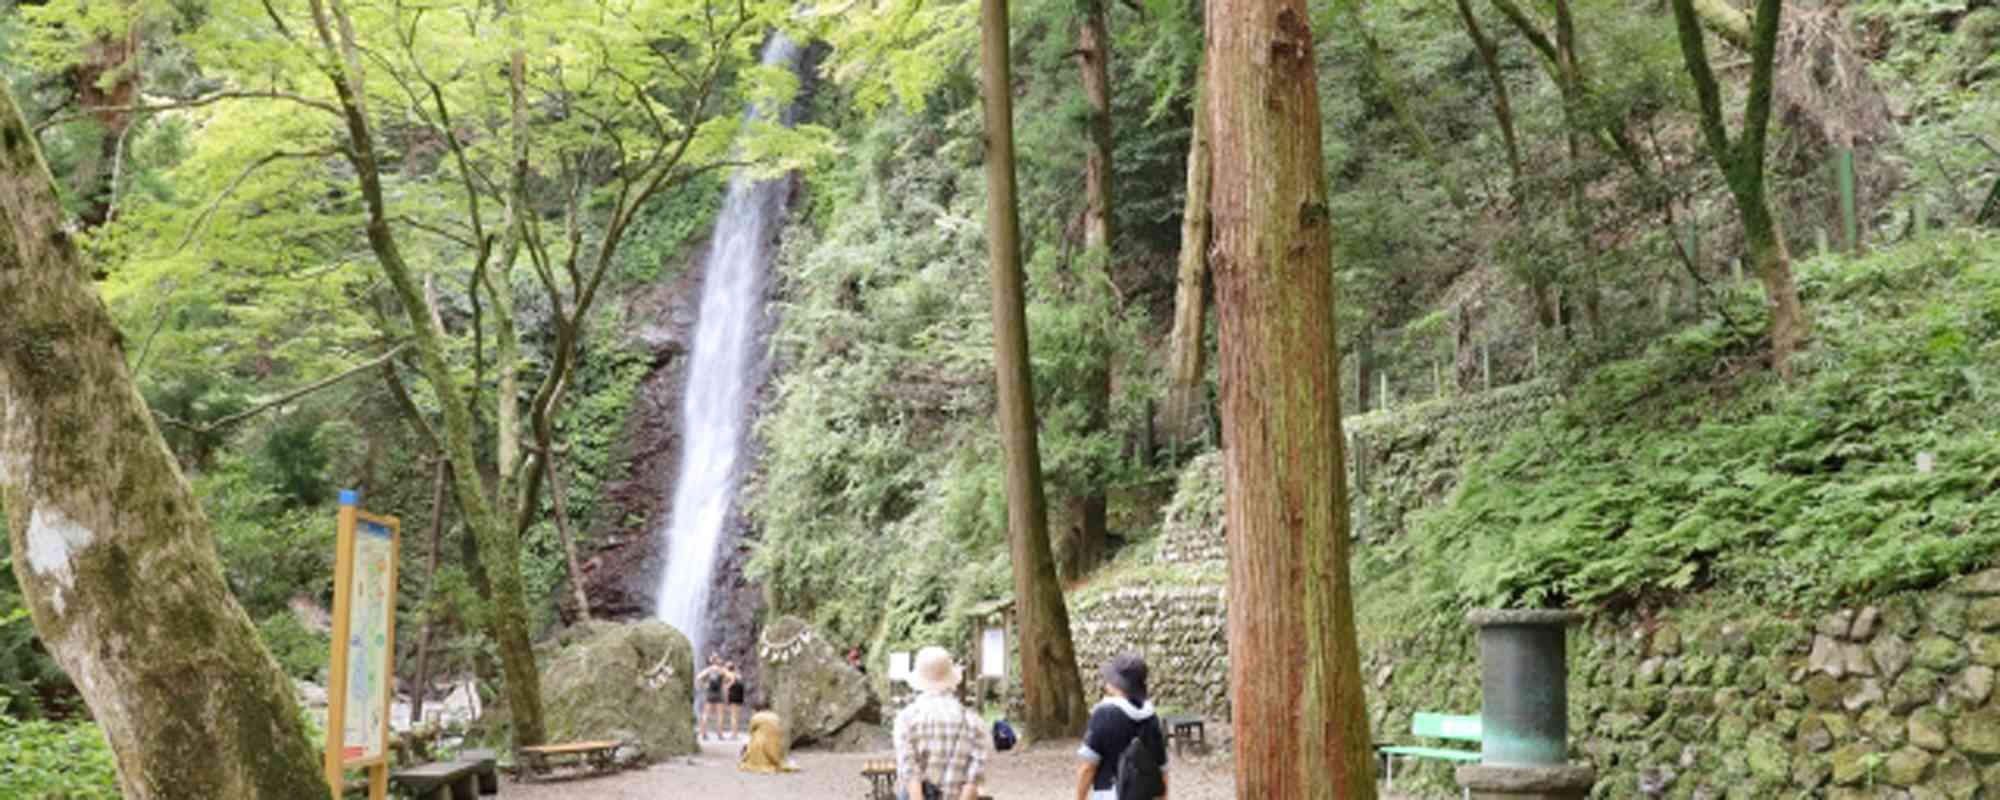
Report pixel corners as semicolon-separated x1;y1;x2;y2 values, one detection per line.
0;81;329;799
1163;76;1211;447
304;0;548;747
980;0;1090;738
1205;0;1377;796
1670;0;1807;377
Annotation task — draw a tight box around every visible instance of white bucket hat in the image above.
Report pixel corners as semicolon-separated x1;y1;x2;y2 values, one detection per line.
905;646;963;693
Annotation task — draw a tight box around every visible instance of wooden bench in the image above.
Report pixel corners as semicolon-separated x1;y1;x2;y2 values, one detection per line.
861;759;897;800
859;759;993;800
1160;714;1206;755
519;740;622;780
388;759;482;800
1376;712;1480;800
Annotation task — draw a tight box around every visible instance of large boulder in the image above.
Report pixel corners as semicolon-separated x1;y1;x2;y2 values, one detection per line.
540;620;697;761
759;616;875;746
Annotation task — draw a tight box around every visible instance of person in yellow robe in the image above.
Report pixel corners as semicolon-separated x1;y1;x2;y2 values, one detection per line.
738;701;797;773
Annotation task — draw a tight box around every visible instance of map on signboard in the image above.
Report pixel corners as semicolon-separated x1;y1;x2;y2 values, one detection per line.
342;518;395;762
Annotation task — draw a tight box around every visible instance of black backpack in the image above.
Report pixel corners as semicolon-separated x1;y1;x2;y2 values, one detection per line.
1115;719;1166;800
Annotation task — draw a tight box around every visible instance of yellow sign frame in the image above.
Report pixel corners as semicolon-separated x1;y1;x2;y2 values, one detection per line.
326;499;400;800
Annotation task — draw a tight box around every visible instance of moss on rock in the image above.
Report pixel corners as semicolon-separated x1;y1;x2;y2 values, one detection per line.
540;620;696;761
758;615;874;746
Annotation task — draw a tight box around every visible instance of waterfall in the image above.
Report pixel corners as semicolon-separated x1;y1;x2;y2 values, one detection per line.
655;34;800;660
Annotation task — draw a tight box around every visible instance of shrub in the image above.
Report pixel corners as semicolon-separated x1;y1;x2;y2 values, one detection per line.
0;713;120;799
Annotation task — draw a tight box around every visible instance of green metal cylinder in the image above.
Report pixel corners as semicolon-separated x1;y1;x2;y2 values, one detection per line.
1469;609;1583;767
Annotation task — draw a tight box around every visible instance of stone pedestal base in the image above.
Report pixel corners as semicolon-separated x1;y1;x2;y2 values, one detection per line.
1456;764;1596;800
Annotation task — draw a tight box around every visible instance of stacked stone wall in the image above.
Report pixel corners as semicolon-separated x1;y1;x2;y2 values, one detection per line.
1157;452;1225;565
1067;392;1999;798
1069;580;1230;719
1346;381;1559;542
1362;569;2000;799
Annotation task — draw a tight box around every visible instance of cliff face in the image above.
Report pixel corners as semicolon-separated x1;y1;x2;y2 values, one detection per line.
578;263;700;624
577;170;799;700
576;39;824;698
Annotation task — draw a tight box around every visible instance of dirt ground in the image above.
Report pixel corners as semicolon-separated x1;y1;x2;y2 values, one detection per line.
504;735;1252;800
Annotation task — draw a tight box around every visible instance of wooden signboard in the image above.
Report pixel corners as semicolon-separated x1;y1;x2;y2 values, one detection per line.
326;490;400;800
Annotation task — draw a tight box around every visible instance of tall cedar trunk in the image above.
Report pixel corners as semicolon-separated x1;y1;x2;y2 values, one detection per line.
0;83;328;799
1670;0;1806;376
1062;0;1115;582
1163;79;1212;445
1205;0;1377;797
305;0;546;746
980;0;1090;737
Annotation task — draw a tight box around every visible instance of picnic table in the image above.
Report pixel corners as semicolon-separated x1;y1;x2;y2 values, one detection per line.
518;740;622;780
388;749;497;800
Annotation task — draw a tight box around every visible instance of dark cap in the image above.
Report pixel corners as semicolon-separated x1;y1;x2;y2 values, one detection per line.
1099;652;1149;704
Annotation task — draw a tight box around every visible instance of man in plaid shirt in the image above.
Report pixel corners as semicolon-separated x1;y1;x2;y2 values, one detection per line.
894;646;990;800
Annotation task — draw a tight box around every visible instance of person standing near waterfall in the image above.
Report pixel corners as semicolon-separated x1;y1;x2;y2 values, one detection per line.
725;660;749;738
696;653;730;741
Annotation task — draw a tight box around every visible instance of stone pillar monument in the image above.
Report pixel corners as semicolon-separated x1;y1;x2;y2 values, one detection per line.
1456;609;1596;800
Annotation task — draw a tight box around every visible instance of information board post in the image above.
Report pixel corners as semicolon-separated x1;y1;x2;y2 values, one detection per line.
327;490;399;800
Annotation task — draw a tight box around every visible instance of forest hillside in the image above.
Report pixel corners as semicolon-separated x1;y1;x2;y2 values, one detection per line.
0;0;1997;795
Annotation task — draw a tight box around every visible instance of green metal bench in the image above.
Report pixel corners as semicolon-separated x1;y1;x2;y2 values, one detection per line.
1376;712;1480;799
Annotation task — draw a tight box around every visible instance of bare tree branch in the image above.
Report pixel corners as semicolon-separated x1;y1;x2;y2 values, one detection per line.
156;343;412;435
34;90;341;132
175;148;344;253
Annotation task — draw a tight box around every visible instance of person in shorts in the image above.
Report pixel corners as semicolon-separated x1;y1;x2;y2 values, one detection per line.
725;660;748;738
695;653;729;741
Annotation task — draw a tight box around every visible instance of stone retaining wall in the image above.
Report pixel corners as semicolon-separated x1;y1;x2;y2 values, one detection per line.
1346;381;1560;542
1069;580;1230;719
1157;453;1225;565
1070;394;1996;798
1363;569;2000;799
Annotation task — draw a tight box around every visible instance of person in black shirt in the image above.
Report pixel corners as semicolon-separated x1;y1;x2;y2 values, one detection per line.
1074;652;1168;800
725;660;748;739
695;653;729;741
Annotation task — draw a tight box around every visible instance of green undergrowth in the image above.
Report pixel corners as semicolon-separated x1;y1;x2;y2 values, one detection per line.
1359;232;2000;627
0;712;119;799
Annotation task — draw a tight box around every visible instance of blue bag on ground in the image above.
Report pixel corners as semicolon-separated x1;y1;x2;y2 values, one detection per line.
992;719;1017;752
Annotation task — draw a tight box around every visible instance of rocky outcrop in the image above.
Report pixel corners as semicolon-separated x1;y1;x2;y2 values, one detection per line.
758;615;876;746
577;267;703;623
540;620;697;761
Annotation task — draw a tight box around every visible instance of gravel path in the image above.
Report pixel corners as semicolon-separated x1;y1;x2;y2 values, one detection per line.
504;736;1250;800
